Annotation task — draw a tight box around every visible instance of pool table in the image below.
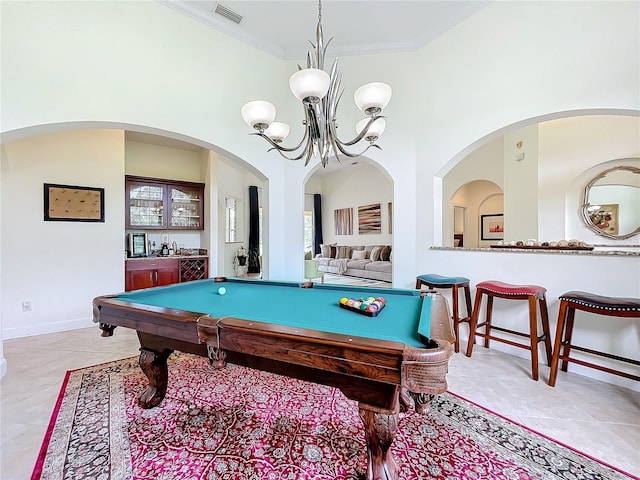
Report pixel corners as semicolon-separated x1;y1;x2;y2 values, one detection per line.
93;277;454;480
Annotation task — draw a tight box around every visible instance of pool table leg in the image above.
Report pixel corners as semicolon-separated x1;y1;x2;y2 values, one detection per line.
206;345;228;369
98;322;116;337
400;388;436;415
359;406;399;480
137;348;172;409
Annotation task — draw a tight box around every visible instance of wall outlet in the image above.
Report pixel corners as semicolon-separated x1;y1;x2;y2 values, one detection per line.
21;300;32;312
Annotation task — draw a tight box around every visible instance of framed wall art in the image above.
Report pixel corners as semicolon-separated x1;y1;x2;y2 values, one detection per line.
480;213;503;241
358;203;381;234
44;183;105;222
334;207;353;235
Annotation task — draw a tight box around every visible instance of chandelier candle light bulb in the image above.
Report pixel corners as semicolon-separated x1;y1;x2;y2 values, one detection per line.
239;0;391;167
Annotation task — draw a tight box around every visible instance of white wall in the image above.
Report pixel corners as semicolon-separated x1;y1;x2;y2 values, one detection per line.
444;116;640;246
1;0;638;387
504;125;538;241
1;130;125;338
311;163;393;247
125;140;204;183
539;116;640;242
215;157;264;278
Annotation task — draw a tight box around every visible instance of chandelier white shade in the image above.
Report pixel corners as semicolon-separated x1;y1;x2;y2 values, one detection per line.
289;68;331;103
240;101;276;131
240;0;391;167
264;122;290;143
354;82;392;115
356;118;386;142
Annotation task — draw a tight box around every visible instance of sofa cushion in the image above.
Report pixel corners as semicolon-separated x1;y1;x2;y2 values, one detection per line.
365;261;392;273
336;246;352;259
346;259;372;270
317;258;331;267
370;246;383;261
320;243;334;258
351;249;367;260
380;245;391;261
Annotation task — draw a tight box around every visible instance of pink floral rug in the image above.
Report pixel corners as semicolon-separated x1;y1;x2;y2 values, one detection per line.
32;353;637;480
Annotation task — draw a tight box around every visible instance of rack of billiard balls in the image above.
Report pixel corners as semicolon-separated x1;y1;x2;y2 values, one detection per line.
338;296;386;316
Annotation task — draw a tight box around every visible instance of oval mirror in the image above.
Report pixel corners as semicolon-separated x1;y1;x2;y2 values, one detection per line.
581;165;640;240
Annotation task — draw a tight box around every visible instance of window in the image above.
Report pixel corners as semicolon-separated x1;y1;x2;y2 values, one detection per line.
225;196;238;243
304;210;313;252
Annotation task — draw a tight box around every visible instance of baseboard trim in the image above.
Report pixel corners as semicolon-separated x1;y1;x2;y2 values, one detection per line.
2;317;93;340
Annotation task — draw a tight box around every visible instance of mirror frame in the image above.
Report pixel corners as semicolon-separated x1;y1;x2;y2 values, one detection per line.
581;165;640;240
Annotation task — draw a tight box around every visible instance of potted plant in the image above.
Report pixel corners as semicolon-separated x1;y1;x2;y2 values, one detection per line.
236;246;248;266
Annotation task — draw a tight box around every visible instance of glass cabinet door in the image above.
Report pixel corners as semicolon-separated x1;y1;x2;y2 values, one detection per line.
170;186;202;229
128;183;166;228
125;176;204;230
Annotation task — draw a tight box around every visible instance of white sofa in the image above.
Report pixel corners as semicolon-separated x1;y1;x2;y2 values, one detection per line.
315;244;392;283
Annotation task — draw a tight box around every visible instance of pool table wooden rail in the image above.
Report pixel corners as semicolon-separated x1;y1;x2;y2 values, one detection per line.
197;314;452;406
93;288;455;480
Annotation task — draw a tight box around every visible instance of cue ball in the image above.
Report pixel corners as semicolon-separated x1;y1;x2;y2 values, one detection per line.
218;287;227;295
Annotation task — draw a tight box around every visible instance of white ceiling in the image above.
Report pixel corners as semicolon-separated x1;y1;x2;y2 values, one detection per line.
157;0;491;60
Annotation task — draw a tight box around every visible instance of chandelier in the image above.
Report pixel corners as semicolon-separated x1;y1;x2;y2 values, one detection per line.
240;0;392;168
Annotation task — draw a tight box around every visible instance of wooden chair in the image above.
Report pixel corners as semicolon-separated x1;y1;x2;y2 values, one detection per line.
548;291;640;387
466;280;552;381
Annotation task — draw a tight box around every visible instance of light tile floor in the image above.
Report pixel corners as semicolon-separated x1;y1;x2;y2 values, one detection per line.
1;327;639;480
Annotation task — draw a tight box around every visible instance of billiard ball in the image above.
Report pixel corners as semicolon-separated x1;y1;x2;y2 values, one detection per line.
217;287;227;295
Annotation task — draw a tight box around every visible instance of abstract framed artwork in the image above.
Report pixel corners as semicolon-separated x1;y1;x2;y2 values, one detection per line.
358;203;381;234
480;213;503;241
44;183;105;222
334;207;353;235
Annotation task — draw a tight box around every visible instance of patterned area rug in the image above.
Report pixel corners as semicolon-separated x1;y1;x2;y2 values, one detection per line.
32;353;637;480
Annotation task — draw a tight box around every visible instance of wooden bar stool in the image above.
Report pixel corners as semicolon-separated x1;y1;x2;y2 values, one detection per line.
465;280;552;381
416;274;472;353
548;291;640;387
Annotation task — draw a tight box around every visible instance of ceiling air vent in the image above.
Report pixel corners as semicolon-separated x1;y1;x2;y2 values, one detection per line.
215;3;243;24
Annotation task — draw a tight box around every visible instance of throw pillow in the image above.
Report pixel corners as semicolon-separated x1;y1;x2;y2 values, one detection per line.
351;249;367;260
336;246;352;259
329;245;337;258
380;245;391;261
370;246;383;261
320;244;330;258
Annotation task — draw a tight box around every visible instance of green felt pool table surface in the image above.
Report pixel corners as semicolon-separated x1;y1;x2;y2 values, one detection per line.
116;278;430;348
